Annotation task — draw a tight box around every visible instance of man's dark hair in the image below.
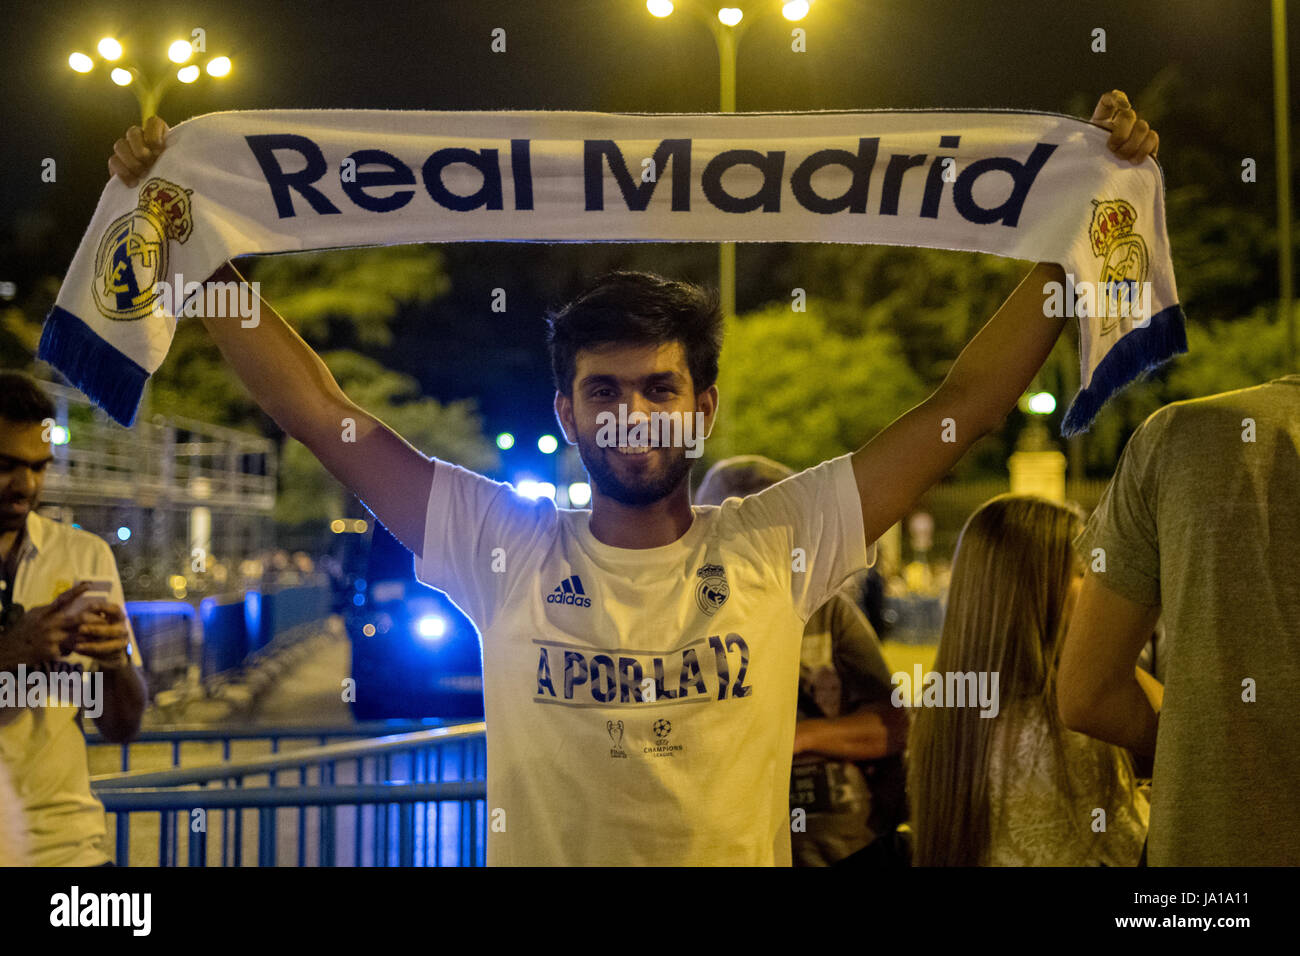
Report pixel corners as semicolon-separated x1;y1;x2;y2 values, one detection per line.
545;271;723;397
0;372;55;424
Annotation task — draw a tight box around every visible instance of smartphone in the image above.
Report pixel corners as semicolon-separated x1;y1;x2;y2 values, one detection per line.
59;581;114;659
63;580;112;620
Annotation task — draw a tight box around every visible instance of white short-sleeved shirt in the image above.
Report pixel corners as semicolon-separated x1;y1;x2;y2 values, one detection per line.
416;453;869;866
0;512;141;866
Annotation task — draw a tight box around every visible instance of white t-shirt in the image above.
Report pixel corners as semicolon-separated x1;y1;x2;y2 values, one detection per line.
0;512;141;867
416;453;869;866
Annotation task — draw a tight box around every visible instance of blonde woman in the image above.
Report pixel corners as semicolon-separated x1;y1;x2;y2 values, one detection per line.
908;494;1152;866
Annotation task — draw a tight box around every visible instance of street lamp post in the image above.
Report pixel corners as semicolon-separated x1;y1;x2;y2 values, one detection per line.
68;36;232;124
1009;391;1066;503
1272;0;1295;372
647;1;813;319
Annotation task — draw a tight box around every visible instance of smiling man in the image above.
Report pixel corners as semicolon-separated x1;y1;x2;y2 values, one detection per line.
0;372;146;866
108;90;1159;865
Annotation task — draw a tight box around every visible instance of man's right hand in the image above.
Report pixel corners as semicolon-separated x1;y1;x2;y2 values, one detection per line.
0;583;95;670
109;116;169;186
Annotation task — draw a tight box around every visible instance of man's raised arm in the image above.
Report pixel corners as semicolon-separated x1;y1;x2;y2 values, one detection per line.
109;120;434;556
850;90;1158;546
202;261;434;556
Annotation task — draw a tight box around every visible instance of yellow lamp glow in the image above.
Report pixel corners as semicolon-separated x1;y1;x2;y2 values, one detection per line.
68;52;94;73
168;39;195;63
206;55;232;77
717;7;743;26
110;68;133;86
646;0;674;16
177;64;200;83
97;37;123;61
782;1;810;20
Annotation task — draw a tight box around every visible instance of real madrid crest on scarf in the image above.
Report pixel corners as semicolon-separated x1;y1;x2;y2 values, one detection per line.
91;178;193;321
1089;197;1149;334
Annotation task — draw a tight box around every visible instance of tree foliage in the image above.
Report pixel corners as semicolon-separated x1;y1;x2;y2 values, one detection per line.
711;300;927;471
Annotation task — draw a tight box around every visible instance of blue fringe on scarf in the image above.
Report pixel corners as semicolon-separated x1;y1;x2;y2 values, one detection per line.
36;307;148;428
1060;303;1188;437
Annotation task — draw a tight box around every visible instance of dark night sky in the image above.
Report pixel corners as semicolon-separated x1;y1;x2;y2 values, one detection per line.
0;0;1291;440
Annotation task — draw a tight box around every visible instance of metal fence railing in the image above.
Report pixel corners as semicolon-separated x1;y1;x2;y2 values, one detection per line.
39;381;277;514
125;600;198;695
90;722;488;866
86;721;456;772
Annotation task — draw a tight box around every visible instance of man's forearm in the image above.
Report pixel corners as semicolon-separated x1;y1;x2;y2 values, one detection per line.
1071;674;1159;757
794;709;901;761
200;262;354;441
939;262;1068;433
93;664;147;743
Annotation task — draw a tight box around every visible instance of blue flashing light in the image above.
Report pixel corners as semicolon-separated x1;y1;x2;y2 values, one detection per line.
414;614;447;641
116;526;131;541
244;590;263;644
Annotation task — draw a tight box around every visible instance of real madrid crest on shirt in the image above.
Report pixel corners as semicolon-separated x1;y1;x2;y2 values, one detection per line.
694;563;729;615
92;177;194;321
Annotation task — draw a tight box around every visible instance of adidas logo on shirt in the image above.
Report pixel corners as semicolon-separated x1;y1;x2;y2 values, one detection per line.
546;574;592;608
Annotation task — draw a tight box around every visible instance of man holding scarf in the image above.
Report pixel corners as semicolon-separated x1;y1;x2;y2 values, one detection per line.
105;91;1158;865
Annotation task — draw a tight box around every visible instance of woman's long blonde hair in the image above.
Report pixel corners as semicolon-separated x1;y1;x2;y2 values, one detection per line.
907;494;1131;866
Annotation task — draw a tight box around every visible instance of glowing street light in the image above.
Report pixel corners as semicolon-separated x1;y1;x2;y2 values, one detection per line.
567;482;592;507
1026;392;1057;415
646;1;820;320
168;39;195;63
517;479;557;501
538;434;559;455
496;432;516;450
66;35;233;123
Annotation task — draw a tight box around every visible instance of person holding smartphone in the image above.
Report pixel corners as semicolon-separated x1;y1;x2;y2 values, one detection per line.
0;371;145;867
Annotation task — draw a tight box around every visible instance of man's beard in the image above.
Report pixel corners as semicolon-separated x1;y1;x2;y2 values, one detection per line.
576;433;693;507
0;495;34;533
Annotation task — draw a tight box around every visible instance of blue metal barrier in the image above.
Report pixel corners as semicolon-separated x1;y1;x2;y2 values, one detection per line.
247;585;332;652
198;595;251;678
125;600;196;693
91;722;488;866
184;583;334;680
87;721;456;773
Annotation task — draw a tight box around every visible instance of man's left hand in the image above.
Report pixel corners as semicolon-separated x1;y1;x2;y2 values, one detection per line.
70;604;132;671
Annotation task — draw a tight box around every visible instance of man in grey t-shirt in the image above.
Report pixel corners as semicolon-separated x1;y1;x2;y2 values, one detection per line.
1058;375;1300;866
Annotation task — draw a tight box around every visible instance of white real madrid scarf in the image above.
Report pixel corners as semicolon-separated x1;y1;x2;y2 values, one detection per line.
39;108;1186;433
